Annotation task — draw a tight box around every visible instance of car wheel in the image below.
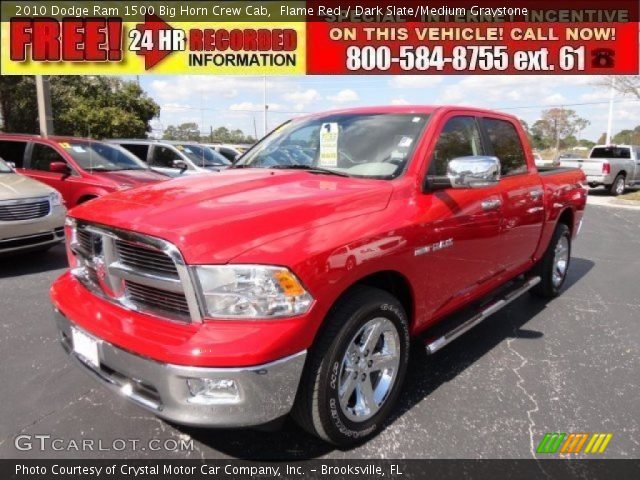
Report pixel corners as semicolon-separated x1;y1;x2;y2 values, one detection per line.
531;223;571;298
609;174;626;196
292;286;409;446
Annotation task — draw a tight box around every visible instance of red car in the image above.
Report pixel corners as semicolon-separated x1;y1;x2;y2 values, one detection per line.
51;106;587;445
0;134;167;207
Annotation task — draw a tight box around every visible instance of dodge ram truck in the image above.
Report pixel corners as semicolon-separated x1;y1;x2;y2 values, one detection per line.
51;106;587;446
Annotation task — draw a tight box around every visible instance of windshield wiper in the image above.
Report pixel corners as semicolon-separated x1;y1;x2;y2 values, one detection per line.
268;165;350;177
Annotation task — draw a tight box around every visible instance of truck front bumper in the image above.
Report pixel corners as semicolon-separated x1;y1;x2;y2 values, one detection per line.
54;309;307;428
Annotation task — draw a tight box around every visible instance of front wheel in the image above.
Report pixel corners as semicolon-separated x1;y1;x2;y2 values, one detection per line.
292;286;409;446
531;223;571;298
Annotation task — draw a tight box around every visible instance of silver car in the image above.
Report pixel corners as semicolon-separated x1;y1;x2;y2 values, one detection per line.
0;158;66;255
560;145;640;196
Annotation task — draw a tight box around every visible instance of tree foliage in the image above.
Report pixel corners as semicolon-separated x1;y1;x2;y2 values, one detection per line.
529;108;590;150
0;76;160;138
162;123;256;143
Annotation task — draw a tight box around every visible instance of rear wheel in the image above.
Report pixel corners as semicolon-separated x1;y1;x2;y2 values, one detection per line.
531;223;571;298
608;174;626;196
292;286;409;446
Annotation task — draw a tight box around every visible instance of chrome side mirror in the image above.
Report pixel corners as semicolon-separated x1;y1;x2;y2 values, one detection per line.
447;156;501;188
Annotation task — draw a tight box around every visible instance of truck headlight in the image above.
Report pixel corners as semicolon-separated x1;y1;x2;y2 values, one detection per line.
49;191;63;206
195;265;313;319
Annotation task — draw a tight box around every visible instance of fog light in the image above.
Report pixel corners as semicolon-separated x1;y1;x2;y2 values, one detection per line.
186;378;240;404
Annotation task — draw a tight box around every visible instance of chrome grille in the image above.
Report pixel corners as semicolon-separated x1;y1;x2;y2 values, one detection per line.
115;240;178;278
0;198;50;221
125;280;191;318
70;222;200;323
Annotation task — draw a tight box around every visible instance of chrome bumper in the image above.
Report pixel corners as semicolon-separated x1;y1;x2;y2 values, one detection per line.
54;309;307;427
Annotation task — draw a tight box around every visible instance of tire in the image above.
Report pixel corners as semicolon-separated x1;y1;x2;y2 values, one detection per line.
530;223;571;298
292;286;410;446
608;174;626;196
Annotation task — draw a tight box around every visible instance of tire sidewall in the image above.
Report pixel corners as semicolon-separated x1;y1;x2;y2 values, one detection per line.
611;175;625;196
316;299;410;445
550;225;571;294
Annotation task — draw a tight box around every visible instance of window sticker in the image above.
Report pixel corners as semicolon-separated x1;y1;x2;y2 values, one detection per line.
183;148;193;153
319;122;339;167
175;145;184;151
398;136;413;148
59;142;71;149
72;145;87;153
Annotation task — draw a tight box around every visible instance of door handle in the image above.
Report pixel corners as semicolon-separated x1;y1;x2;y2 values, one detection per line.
529;190;543;199
481;199;502;211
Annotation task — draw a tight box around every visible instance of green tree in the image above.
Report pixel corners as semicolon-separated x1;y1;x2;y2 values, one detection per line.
203;126;256;144
162;122;201;141
0;76;159;138
530;109;590;151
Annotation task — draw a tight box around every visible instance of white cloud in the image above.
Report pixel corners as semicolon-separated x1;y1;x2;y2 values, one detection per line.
327;89;359;104
390;98;410;105
389;76;443;88
541;93;567;105
229;101;286;111
282;89;321;106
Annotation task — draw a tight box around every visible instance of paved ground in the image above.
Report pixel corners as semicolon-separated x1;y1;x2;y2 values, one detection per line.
1;203;639;460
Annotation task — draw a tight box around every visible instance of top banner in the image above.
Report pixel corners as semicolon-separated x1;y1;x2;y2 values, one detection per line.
1;0;638;75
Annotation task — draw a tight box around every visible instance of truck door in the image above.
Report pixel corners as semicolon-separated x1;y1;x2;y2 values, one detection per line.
417;115;504;318
480;117;545;273
634;148;640;183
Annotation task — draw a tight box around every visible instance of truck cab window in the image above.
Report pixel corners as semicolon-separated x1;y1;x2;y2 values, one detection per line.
483;118;528;176
31;143;65;171
429;116;483;176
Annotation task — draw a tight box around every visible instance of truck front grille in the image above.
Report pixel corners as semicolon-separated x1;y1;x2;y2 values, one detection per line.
0;198;50;221
71;222;200;323
125;280;191;319
115;240;179;278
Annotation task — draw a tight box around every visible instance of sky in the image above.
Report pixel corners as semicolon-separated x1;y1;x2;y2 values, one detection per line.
133;75;640;142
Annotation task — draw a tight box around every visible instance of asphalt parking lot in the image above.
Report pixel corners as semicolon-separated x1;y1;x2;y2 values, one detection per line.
1;202;639;460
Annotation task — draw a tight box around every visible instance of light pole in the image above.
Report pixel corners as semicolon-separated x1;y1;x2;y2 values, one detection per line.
605;77;615;145
263;75;267;137
35;76;54;137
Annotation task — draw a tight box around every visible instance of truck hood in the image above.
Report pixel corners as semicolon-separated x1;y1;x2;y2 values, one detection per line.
96;169;167;187
70;169;394;264
0;172;54;201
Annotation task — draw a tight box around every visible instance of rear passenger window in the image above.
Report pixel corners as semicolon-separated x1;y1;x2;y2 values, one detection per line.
120;144;149;161
31;143;66;171
429;116;484;176
483;118;528;176
0;140;28;167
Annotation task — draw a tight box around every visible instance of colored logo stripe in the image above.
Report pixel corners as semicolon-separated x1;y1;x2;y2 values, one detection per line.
537;433;613;454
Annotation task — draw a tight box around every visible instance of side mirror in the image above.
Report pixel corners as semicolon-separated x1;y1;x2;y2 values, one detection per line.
49;161;70;174
171;159;188;173
447;156;501;189
7;162;16;169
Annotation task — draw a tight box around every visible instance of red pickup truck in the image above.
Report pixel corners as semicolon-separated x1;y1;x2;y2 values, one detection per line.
0;134;167;207
51;106;586;445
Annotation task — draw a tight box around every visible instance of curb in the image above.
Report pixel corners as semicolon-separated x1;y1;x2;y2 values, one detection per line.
612;198;640;207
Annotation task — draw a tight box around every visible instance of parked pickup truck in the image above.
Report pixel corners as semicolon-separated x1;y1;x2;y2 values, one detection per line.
0;134;168;207
560;144;640;195
51;106;587;446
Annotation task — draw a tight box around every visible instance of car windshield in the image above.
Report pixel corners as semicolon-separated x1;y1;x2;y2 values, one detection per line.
236;113;430;179
174;144;231;167
61;141;148;172
0;158;12;173
590;147;631;159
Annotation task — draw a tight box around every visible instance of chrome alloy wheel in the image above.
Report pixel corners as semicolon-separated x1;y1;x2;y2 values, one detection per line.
615;177;625;195
552;235;570;288
338;317;401;422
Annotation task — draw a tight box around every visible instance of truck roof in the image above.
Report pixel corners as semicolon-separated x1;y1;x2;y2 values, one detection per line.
298;105;520;122
0;133;96;142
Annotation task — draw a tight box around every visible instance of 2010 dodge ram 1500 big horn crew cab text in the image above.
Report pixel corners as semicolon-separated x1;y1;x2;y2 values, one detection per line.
51;106;587;446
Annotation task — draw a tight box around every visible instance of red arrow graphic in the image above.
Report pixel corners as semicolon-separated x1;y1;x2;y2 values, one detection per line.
133;14;175;70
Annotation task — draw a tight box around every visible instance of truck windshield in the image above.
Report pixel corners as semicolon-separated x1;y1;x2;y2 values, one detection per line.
590;147;631;159
174;144;231;167
236;113;430;179
0;158;12;173
62;142;148;172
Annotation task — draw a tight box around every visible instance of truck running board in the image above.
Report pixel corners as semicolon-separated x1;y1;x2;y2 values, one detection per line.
424;276;541;355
